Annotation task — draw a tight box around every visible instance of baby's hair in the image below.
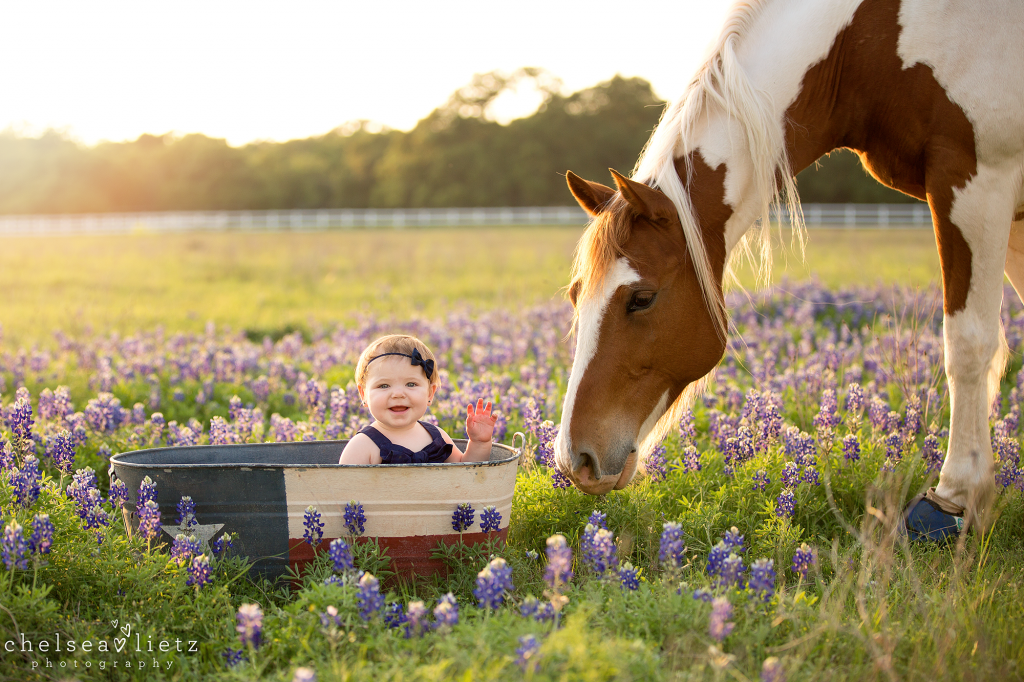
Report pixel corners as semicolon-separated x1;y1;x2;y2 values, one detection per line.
355;335;440;391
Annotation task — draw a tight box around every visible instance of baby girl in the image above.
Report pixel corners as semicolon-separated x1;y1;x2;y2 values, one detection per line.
339;334;497;464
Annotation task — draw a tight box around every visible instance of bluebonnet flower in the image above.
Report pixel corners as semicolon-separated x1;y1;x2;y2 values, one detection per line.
404;600;430;638
775;489;796;519
587;510;607;528
868;396;889;430
802;467;821;486
433;593;459;629
0;440;13;470
681;444;702;473
752;469;770;491
760;400;783;451
2;521;28;570
659;522;686;568
515;634;542;673
177;496;197;528
382;602;406;628
108;478;129;510
138;476;158;505
323;576;343;588
719;554;746;589
533;420;557;467
236;604;263;649
923;434;943;472
46;430;75;474
474;557;514;609
884;410;901;435
708;597;735;641
791;543;816;578
781;462;800;488
9;396;34;447
329;538;353;572
748;558;776;600
170;534;201;566
187;554;212;588
761;656;784;682
221;648;245;667
722;527;745;554
525;549;539;561
84;392;127;433
544;534;573;589
9;458;41;508
519;595;541;619
551;468;572;489
618;562;639;591
303;506;324;546
451;502;475;532
29;514;53;555
585;528;617;575
884;431;902;462
845;383;864;413
842;434;861;463
644;443;667;482
344;501;365;536
679;409;696;441
357;572;384;619
692;589;713;602
813;389;839;432
707;541;730;577
212;532;234;557
479;505;502;533
137;500;162;542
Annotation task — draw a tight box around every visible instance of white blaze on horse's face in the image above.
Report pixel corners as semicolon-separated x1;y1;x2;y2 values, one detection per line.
555;258;640;493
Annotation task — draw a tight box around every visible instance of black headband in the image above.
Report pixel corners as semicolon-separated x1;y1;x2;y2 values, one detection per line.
366;347;434;381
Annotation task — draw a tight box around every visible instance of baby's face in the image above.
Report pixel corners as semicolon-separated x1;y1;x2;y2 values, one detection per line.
360;356;436;431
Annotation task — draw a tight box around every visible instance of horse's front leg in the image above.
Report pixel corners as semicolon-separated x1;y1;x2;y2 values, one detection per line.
927;177;1015;531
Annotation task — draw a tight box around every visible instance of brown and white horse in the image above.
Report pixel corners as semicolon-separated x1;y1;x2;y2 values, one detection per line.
555;0;1024;526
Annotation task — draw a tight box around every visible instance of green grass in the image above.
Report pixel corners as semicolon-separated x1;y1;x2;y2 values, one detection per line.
0;227;940;348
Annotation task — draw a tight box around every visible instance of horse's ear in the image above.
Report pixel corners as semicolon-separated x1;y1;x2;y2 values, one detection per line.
566;171;616;216
609;169;675;221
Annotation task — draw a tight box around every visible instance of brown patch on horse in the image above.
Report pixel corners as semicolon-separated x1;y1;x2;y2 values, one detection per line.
784;0;977;314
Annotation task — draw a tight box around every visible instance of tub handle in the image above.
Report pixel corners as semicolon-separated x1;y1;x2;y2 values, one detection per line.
512;432;526;462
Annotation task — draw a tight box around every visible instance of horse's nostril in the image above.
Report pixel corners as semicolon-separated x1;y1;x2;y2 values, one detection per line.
575;450;601;479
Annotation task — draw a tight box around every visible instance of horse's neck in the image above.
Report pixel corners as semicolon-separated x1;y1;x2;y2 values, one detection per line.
689;0;866;255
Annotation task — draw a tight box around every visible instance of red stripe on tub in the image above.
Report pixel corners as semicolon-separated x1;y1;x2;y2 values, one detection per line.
288;528;509;580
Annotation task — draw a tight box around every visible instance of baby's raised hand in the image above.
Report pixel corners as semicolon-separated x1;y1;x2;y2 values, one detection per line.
466;398;497;443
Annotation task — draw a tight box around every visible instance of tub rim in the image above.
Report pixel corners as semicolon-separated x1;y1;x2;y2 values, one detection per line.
109;436;523;471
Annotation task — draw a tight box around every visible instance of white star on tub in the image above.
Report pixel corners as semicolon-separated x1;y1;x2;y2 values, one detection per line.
161;521;225;554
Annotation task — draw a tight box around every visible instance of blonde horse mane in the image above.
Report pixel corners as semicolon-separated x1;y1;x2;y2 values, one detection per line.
569;0;806;456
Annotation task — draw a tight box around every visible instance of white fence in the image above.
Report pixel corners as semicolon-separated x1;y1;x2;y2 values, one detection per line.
0;203;931;236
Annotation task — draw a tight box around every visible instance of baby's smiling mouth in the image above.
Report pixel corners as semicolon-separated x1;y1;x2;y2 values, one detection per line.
389;406;409;412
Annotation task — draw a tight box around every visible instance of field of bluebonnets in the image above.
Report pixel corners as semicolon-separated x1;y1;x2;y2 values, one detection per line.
1;228;1024;681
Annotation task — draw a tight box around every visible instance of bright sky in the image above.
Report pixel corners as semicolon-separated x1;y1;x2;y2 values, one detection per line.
0;1;733;147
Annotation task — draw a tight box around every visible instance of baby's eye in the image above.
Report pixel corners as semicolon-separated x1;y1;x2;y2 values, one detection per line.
377;383;389;389
407;382;419;388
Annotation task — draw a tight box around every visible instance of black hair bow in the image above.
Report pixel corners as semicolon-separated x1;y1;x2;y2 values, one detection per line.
409;348;435;381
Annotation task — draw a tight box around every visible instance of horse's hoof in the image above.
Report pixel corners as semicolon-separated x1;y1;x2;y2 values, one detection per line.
904;494;964;542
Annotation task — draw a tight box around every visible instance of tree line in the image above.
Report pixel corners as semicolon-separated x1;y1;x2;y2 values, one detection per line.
0;72;918;215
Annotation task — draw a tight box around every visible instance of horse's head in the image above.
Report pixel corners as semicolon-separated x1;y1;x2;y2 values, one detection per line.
555;166;729;495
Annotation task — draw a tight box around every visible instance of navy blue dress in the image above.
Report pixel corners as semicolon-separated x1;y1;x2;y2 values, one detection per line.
358;421;454;464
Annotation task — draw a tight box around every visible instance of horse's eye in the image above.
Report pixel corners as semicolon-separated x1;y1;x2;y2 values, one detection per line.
628;290;656;312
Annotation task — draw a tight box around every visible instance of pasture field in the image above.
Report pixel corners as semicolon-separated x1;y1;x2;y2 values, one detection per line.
0;227;940;348
3;225;1024;682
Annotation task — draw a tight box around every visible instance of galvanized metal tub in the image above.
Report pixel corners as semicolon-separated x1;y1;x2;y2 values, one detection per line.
109;436;522;580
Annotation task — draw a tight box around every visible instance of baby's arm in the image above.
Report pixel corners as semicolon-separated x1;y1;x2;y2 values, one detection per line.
460;398;496;463
339;433;380;465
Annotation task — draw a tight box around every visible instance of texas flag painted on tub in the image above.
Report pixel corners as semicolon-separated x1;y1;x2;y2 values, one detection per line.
109;439;519;580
